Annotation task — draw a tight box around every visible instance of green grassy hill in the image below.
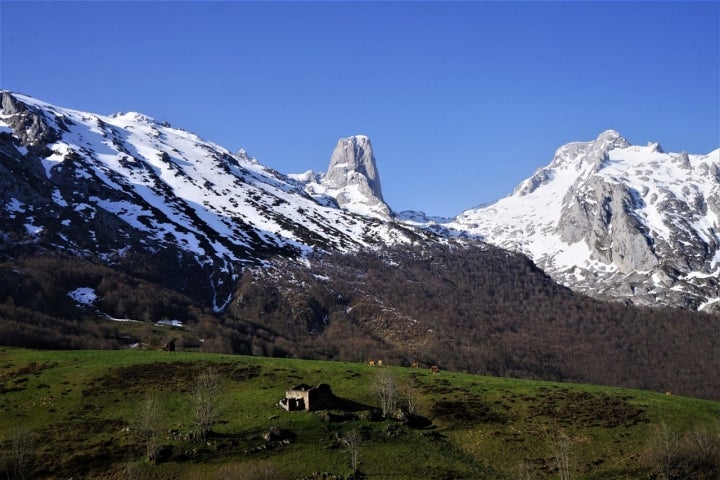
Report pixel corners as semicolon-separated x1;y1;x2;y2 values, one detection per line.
0;347;718;479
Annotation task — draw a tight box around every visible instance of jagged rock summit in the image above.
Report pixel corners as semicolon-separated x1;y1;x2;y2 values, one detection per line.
448;130;720;314
2;91;718;316
0;91;429;309
293;135;392;219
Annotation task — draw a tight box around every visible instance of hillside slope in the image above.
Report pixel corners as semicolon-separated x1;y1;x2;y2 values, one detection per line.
1;348;718;480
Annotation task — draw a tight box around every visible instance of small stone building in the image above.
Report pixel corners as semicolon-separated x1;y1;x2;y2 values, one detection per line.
280;383;335;412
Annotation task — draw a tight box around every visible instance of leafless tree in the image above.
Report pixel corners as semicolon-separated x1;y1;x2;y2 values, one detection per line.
374;368;398;418
552;433;573;480
133;393;162;463
645;423;680;480
401;382;420;416
339;429;363;475
190;367;221;441
1;427;32;480
685;419;720;468
516;459;536;480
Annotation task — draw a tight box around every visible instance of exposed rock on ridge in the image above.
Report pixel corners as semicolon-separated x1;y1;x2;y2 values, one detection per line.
0;91;432;309
295;135;392;220
321;135;391;219
447;130;720;314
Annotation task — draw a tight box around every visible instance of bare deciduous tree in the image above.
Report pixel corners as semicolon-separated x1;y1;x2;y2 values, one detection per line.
686;420;720;467
190;367;221;442
133;393;162;463
645;423;680;480
1;427;32;480
552;433;573;480
401;382;420;416
516;459;536;480
374;369;397;418
339;429;363;475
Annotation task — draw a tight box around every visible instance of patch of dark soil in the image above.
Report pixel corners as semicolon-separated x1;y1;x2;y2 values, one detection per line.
0;385;25;394
422;378;460;395
528;389;647;428
82;361;260;397
431;398;506;424
31;419;131;478
37;418;127;443
0;361;58;382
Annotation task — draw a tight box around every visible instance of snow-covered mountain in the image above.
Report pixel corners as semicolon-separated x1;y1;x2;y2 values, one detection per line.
2;92;718;315
0;91;430;309
290;135;392;220
447;130;720;314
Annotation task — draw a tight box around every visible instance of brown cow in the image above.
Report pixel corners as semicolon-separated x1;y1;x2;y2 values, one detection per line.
377;360;383;367
368;360;375;367
410;362;419;369
162;339;176;352
430;365;440;375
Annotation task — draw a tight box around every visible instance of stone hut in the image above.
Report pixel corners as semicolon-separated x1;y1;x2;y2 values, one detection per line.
280;383;335;412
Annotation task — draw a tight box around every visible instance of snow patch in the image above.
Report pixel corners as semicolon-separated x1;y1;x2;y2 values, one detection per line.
68;287;97;305
155;319;184;327
24;223;43;235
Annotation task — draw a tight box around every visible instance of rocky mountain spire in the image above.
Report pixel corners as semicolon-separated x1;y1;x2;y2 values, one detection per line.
320;135;391;219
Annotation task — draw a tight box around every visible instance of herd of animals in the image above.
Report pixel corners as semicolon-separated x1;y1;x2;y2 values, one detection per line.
157;338;441;373
368;359;440;374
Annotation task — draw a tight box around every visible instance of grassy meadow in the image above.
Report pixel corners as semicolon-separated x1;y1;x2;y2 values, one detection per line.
0;347;718;479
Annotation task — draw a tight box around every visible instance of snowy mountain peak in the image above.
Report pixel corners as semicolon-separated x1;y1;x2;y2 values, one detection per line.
324;135;382;195
0;92;433;309
293;135;392;219
594;129;630;150
512;131;633;197
449;131;720;314
321;135;391;219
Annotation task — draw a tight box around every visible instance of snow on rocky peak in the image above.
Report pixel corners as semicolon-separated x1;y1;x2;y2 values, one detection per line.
0;91;432;309
447;130;720;314
2;90;717;316
294;135;392;220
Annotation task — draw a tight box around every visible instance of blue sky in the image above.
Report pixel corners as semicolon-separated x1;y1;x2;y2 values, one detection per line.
1;1;718;217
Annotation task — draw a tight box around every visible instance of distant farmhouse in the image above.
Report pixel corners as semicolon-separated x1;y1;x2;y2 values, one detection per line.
280;383;336;412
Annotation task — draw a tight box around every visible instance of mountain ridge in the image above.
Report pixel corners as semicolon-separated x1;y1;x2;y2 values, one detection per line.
2;92;719;401
445;130;720;314
1;91;719;315
0;91;432;309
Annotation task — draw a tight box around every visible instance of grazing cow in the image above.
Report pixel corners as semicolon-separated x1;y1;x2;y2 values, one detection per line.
368;360;375;367
430;365;440;375
410;362;419;369
377;360;383;367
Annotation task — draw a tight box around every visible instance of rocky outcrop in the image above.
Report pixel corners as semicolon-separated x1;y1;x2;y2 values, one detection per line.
558;176;658;272
320;135;391;219
1;91;60;149
446;131;720;314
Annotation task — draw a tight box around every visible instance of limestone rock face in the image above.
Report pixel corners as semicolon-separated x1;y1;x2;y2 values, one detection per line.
558;175;659;272
319;135;391;219
448;130;720;314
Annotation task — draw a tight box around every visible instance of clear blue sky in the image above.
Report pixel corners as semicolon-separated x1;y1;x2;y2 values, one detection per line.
1;1;718;217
